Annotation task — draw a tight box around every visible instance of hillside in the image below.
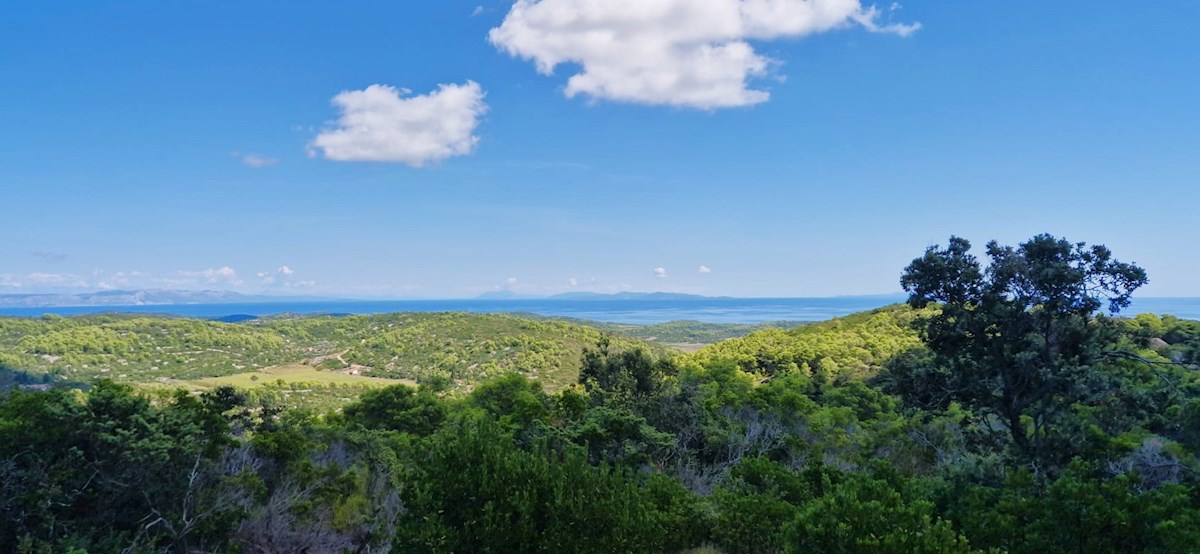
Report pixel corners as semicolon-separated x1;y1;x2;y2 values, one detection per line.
517;315;809;346
0;312;667;397
681;304;930;380
260;312;667;390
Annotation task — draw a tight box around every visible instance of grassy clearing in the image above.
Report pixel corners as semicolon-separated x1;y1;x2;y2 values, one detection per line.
194;363;409;389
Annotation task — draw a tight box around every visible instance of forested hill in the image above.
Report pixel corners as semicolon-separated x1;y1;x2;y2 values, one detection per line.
681;304;929;380
528;315;810;345
0;312;666;395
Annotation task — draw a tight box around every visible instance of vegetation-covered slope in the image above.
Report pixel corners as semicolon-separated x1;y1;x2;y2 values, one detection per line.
592;319;809;345
681;304;929;380
0;312;665;393
286;312;667;389
0;314;296;381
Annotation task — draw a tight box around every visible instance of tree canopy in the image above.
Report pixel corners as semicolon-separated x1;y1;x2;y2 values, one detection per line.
899;234;1149;462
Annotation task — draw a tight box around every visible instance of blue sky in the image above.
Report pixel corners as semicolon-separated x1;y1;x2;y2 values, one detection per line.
2;1;1198;298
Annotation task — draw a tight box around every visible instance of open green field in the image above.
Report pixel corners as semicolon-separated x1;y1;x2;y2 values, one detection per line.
193;362;410;389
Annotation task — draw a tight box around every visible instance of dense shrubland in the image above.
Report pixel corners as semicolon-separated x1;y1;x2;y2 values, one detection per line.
0;313;664;394
2;235;1199;553
554;317;810;345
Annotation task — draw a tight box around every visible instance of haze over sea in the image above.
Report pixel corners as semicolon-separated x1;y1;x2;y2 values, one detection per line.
2;296;1198;325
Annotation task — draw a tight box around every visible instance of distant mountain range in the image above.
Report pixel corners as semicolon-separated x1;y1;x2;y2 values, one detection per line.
0;288;909;309
475;291;729;301
0;289;313;308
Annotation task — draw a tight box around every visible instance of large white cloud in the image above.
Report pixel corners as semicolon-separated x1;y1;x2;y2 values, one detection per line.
310;82;488;166
489;0;918;109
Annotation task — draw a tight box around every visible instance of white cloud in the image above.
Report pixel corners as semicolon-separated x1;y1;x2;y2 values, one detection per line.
231;151;278;168
654;267;668;278
203;267;239;284
489;0;919;109
0;272;90;289
471;5;487;16
241;154;278;168
28;273;89;287
699;265;712;274
176;266;242;286
568;277;578;287
309;82;489;166
97;270;148;290
30;251;67;263
258;265;309;288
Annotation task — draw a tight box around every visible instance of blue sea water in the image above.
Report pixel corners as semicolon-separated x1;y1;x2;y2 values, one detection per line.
1;296;1198;325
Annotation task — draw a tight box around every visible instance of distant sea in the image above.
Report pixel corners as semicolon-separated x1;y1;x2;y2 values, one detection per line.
0;296;1197;325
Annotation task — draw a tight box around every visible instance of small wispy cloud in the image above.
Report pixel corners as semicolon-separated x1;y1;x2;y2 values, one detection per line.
96;270;149;290
0;272;90;289
242;154;278;168
257;265;311;288
654;267;668;279
30;251;67;263
175;266;242;286
699;265;712;274
231;151;279;168
471;5;486;17
504;160;593;171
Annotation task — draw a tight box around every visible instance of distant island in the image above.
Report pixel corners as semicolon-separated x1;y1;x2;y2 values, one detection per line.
476;290;730;301
6;289;739;308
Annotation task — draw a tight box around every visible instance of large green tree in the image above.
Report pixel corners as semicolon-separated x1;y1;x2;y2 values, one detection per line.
899;234;1148;462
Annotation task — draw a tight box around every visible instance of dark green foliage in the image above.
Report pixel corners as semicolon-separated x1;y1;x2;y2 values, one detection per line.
943;463;1200;553
0;381;236;552
783;471;974;554
563;405;675;467
466;372;552;429
342;384;446;435
712;459;975;554
710;458;822;554
393;419;704;553
579;336;673;405
899;234;1149;462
